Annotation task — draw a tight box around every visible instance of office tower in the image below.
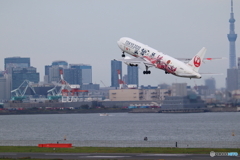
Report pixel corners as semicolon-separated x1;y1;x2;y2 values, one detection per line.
4;57;39;92
12;67;39;90
45;65;51;76
226;68;238;91
44;65;51;83
205;77;216;94
63;68;82;85
127;65;138;86
228;0;237;68
48;65;61;83
4;57;30;74
111;60;122;88
45;61;68;83
52;60;68;68
0;76;7;100
0;74;11;100
69;64;92;84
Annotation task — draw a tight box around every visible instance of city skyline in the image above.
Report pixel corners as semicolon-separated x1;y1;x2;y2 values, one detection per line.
1;0;240;88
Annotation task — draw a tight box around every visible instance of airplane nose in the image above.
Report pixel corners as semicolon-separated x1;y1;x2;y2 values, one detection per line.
117;40;122;48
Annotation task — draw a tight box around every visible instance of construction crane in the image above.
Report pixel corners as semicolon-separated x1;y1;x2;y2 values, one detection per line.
11;80;36;102
47;69;88;102
117;70;125;89
47;85;62;101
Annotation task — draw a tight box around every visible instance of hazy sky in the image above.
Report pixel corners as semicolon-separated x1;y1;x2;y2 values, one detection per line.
0;0;239;89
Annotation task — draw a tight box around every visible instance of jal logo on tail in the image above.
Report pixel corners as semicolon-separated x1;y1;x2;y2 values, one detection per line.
194;56;201;67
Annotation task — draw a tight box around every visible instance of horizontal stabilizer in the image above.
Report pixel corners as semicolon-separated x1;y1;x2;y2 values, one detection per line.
199;73;223;75
177;57;226;63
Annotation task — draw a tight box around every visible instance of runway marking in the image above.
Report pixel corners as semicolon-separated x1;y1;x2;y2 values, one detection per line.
138;154;189;156
85;156;130;158
45;153;90;156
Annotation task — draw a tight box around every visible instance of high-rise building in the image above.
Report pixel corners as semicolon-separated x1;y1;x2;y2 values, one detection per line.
12;67;39;90
69;64;92;84
52;60;68;68
63;68;82;85
127;65;139;86
4;57;39;93
48;65;61;83
44;65;51;83
45;61;68;83
0;76;7;100
205;77;216;94
111;60;122;88
226;68;238;91
4;57;30;74
227;0;237;69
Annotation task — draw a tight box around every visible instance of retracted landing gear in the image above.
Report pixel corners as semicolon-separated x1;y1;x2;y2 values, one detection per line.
143;66;151;74
122;51;125;57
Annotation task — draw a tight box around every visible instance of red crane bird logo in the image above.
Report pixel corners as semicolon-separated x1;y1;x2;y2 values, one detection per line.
193;56;201;67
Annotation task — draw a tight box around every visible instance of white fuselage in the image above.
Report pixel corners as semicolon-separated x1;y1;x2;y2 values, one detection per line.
117;37;201;79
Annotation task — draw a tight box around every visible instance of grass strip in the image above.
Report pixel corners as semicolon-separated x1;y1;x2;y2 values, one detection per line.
0;146;239;154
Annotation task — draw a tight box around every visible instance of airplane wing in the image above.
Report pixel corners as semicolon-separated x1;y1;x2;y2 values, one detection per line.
114;57;154;66
176;73;200;78
177;57;226;63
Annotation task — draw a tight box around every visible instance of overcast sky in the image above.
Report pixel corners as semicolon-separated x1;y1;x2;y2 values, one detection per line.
0;0;239;89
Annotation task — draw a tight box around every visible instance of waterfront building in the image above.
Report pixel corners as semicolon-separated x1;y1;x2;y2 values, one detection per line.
139;88;169;101
172;83;187;96
161;96;205;110
111;60;122;88
109;88;169;101
109;89;140;101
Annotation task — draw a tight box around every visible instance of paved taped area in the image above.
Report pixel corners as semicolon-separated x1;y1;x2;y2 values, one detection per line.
0;152;239;160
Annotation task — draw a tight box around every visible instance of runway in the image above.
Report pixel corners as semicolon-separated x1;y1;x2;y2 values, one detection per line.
0;152;239;160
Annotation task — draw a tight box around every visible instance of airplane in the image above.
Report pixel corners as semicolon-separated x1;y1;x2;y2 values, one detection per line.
116;37;222;79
